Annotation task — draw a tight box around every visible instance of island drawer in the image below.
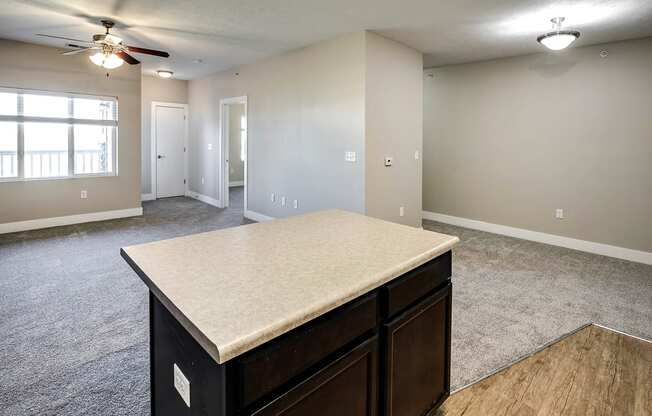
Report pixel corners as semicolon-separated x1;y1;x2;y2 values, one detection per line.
251;335;378;416
381;250;451;319
235;292;378;409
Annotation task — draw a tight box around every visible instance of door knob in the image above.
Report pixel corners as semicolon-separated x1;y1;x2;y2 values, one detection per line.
158;155;165;159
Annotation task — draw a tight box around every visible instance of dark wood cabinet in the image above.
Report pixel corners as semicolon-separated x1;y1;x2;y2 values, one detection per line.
252;336;378;416
237;293;378;408
381;283;452;416
142;252;453;416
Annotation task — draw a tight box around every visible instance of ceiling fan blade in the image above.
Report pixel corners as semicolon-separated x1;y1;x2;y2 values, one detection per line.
116;51;140;65
67;43;94;49
125;46;170;58
62;47;92;56
36;34;93;44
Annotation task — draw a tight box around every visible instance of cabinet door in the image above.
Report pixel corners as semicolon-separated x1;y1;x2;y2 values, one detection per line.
381;283;451;416
252;336;378;416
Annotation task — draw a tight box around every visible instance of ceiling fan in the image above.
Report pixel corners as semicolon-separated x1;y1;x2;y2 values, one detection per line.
37;19;170;69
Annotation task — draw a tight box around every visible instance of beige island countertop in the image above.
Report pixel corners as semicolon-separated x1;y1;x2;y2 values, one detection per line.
121;209;459;364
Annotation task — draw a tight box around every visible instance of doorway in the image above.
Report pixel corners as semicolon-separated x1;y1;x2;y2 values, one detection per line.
151;102;188;199
220;96;247;212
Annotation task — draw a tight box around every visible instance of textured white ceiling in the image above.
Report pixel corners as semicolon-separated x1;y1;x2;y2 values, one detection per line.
1;0;651;79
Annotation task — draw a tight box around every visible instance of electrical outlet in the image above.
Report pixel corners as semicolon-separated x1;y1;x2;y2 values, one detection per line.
281;196;286;207
173;364;190;407
293;199;298;209
80;190;87;199
207;143;213;151
399;206;405;217
555;208;564;219
384;157;393;167
270;193;276;202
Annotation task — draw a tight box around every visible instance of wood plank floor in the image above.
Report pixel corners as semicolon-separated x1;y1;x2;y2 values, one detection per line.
435;324;652;416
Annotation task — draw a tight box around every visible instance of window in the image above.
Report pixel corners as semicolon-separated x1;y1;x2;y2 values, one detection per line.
0;87;117;181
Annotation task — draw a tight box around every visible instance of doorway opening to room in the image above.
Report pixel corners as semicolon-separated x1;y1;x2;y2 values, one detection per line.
220;96;247;214
151;102;188;199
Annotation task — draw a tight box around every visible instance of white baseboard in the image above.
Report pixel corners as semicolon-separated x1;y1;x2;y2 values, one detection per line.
141;193;156;201
229;181;244;187
185;190;221;208
422;211;652;265
0;207;143;235
244;210;275;222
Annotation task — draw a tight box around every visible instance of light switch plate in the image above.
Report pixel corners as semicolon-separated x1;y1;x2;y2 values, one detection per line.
345;151;357;162
173;363;190;407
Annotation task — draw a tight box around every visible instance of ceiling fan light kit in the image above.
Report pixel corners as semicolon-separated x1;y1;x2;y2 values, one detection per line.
157;70;174;79
537;17;580;51
90;51;124;69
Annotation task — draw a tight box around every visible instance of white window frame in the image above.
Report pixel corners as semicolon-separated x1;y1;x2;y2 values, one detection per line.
0;86;118;182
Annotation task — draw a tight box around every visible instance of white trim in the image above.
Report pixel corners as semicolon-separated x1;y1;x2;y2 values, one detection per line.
141;193;156;201
0;207;143;234
219;96;248;211
422;211;652;265
185;190;221;208
151;101;189;199
244;210;274;222
229;181;244;187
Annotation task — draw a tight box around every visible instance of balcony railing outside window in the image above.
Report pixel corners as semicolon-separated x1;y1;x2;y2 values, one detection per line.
0;88;117;181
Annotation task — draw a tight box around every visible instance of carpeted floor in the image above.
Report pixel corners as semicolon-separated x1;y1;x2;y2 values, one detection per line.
0;192;650;415
422;220;652;391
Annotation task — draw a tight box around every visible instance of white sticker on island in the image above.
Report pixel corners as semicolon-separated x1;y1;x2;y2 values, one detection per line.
173;363;191;407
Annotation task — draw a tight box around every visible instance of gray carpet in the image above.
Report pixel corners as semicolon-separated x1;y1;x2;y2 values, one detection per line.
422;220;652;391
0;192;649;415
0;187;249;416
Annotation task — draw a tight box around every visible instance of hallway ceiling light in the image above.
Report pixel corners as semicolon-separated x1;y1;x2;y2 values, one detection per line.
537;17;580;51
156;71;174;79
157;70;173;79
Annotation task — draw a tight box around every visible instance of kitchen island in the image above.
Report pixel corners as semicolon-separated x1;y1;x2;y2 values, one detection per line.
121;210;458;416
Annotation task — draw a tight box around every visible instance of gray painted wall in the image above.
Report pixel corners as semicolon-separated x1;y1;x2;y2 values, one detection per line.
228;103;245;184
423;37;652;252
188;32;367;215
0;39;141;224
365;33;423;227
141;75;188;195
188;31;424;224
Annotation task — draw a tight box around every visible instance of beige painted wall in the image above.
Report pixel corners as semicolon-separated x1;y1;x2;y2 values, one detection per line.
0;39;141;224
365;32;423;227
423;37;652;252
228;103;245;184
188;32;367;217
141;75;188;195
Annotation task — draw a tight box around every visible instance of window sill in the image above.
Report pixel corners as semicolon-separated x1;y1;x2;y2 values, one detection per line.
0;173;117;183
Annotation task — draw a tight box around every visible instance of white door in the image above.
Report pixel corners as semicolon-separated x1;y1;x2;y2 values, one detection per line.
155;105;186;198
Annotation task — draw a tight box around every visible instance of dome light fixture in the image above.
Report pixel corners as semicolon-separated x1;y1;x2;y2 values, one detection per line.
157;70;174;79
537;17;580;51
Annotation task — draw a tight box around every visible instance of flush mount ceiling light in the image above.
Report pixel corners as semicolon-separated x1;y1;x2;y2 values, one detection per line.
537;17;580;51
157;70;174;79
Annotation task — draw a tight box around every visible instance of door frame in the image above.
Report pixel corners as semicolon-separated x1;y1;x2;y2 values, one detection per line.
219;96;248;210
151;101;189;199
